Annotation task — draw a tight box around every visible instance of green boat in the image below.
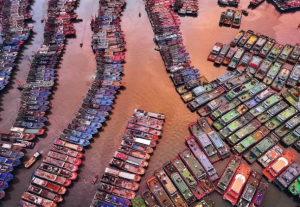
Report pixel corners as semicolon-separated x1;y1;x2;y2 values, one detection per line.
277;44;294;64
179;149;215;194
237;83;267;102
215;104;248;129
274;114;300;138
233;126;269;155
226;79;259;100
266;43;284;62
257;101;288;123
219;112;254;138
288;175;300;196
282;125;300;146
287;43;300;64
216;156;241;195
227;119;261;146
195;133;220;163
211;99;241;120
265;106;298;130
154;169;188;207
257;145;283;168
194;197;215;207
249;94;281;117
223;72;253;91
263;62;282;85
163;162;196;205
207;131;230;159
282;88;300;111
243;133;279;164
132;196;147;207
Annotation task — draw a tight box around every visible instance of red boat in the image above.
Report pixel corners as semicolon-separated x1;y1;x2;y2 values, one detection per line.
31;177;66;195
223;163;251;205
262;150;296;182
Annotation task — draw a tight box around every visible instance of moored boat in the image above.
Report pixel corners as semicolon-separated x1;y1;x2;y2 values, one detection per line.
109;158;145;175
142;190;160;207
38;163;77;180
274;163;300;190
101;174;139;191
249;182;268;207
28;185;63;203
31;177;66;195
97;182;136;200
104;167;141;182
22;192;57;207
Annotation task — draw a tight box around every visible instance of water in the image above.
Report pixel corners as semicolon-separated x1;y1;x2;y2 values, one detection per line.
1;0;300;206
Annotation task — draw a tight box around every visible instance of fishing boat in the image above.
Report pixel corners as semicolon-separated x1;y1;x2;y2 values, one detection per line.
223;48;237;65
163;161;196;205
250;0;265;6
236;52;253;71
22;192;57;207
34;169;71;187
267;43;284;62
134;109;165;120
216;156;242;195
219;11;226;25
179;149;214;194
208;42;223;62
249;182;268;207
146;177;174;207
110;158;145;175
233;126;270;155
215;44;230;64
197;95;229;117
124;129;159;141
274;114;300;138
282;125;300;146
172;157;206;199
263;62;282;85
122;135;157;148
132;196;147;207
130;115;164;126
286;63;300;87
207;131;230;159
287;43;300;64
101;174;139;191
50;145;84;158
251;35;268;54
0;172;13;182
238;83;267;103
262;150;296;182
28;185;63;203
231;30;245;47
43;156;78;172
142;190;160;207
119;146;150;160
98;182;136;200
195;132;220;163
47;151;81;165
244;34;258;51
104;167;141;182
246;56;263;74
274;163;300;190
223;163;251;205
259;39;276;58
258;145;284;168
126;123;162;136
194;197;215;207
211;99;241;120
232;10;242;28
270;67;290;91
38;163;77;180
94;191;131;207
228;48;245;69
31;177;66;195
154;169;188;207
120;140;153;154
255;60;272;80
226;79;259;100
265;106;297;131
224;9;235;26
53;139;83;152
113;151;148;167
288;175;300;197
257;101;288;124
277;44;294;64
237;30;254;47
236;170;262;207
128;117;162;130
223;72;253;91
249;94;281;117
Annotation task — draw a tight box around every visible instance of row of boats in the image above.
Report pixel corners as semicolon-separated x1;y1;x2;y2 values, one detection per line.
218;0;240;7
208;30;300;91
90;110;165;207
172;0;198;16
272;0;300;11
219;9;243;28
0;0;33;91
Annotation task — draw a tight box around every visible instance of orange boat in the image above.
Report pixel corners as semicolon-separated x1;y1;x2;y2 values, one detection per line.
223;163;251;205
262;150;296;182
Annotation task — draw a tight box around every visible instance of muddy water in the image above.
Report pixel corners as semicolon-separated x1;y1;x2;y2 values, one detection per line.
2;0;300;206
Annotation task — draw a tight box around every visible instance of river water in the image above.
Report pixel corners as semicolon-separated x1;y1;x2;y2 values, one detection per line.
1;0;300;206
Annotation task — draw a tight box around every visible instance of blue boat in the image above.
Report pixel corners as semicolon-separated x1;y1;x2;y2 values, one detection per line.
80;108;109;118
63;129;93;140
0;157;21;167
0;165;13;173
0;149;24;159
81;114;106;123
0;173;13;182
91;99;113;106
59;134;90;147
94;191;130;207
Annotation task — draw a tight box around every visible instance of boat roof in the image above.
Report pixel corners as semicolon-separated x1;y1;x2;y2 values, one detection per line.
231;174;246;194
271;157;288;173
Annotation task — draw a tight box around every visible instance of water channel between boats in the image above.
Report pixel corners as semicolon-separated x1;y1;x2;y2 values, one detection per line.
1;0;300;206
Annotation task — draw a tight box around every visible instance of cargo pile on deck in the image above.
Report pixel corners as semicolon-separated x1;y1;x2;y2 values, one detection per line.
90;109;165;206
219;9;242;28
172;0;198;16
0;0;33;91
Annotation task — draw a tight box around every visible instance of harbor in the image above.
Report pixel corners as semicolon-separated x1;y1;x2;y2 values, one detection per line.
0;0;299;207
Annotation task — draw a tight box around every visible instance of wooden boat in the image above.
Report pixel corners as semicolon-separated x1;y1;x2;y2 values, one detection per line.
47;151;81;165
274;163;300;190
236;170;262;207
208;42;223;62
146;177;174;207
286;63;300;87
141;190;160;207
50;145;84;158
132;196;147;207
266;43;284;62
251;35;268;54
38;163;77;180
215;44;230;64
34;169;71;187
120;140;153;154
259;39;276;58
224;9;235;26
118;146;151;160
94;191;131;207
179;149;214;194
223;48;237;65
257;101;288;124
22;192;57;207
194;196;215;207
163;162;196;205
53;139;83;152
109;158;145;175
98;182;136;200
270;67;290;92
101;174;139;191
197;95;229;117
122;134;157;148
249;182;268;207
288;174;300;197
237;30;254;47
244;34;258;51
43;156;78;172
231;30;245;47
126;123;162;136
211;99;241;120
262;150;296;182
154;168;188;207
185;136;219;181
223;163;251;205
228;48;245;69
282;125;300;146
195;132;220;163
134;109;165;120
274;114;300;138
124;129;159;141
31;177;66;195
287;43;300;64
265;106;297;131
104;167;141;182
232;10;242;28
236;52;253;71
219;11;226;25
113;151;148;167
263;62;282;85
277;44;294;64
28;185;63;202
255;60;272;80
